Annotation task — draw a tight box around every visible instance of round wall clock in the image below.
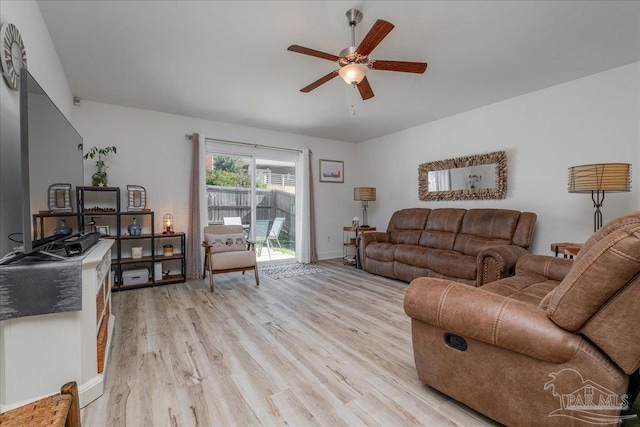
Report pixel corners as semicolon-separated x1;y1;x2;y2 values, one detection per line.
1;23;27;90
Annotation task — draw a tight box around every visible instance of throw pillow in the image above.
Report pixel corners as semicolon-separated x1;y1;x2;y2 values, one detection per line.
205;233;247;253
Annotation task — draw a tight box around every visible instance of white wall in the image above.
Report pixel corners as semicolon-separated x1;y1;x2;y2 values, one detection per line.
0;1;75;257
73;101;358;260
357;62;640;255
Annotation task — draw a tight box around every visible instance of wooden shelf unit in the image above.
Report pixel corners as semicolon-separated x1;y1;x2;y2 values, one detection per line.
32;211;81;240
76;186;186;291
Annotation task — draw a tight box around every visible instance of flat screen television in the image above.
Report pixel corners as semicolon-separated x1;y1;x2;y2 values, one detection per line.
2;70;84;262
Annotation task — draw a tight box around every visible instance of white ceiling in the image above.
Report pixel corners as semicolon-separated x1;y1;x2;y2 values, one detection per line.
37;1;640;143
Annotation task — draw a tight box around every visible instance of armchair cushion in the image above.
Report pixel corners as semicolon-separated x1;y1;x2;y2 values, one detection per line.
209;250;256;270
548;216;640;332
205;232;247;253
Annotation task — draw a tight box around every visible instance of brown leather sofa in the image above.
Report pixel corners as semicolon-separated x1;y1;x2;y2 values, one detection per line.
404;211;640;427
358;208;537;286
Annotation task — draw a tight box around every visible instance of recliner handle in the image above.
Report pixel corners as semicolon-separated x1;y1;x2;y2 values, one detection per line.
444;333;467;351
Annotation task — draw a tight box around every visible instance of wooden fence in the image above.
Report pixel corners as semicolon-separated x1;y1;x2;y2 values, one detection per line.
206;186;296;248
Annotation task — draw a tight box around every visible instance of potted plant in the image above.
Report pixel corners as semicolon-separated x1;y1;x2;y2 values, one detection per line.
80;145;117;187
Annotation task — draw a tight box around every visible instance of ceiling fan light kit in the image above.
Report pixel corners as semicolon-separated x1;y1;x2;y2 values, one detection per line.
339;63;368;85
287;9;428;100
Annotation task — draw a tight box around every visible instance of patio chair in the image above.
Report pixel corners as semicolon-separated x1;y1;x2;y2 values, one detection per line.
253;220;271;259
223;216;242;226
267;217;286;253
202;225;259;292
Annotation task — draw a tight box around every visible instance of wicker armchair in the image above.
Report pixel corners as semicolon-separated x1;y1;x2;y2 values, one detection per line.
0;381;80;427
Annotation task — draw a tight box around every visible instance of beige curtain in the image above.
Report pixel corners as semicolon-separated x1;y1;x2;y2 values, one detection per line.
186;133;205;279
309;150;318;263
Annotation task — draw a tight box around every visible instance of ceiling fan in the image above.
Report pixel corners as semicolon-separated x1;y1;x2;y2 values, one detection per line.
287;9;428;100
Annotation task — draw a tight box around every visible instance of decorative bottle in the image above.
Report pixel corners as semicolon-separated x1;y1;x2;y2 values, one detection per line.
128;217;142;236
53;219;72;236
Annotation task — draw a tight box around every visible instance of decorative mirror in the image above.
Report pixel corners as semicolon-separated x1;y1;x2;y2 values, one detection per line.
418;151;507;201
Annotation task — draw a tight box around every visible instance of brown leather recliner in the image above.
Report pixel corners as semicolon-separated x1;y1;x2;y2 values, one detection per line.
404;212;640;427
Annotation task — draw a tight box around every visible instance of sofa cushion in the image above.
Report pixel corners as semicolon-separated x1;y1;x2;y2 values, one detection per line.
427;249;477;280
418;230;457;250
390;230;423;245
388;208;430;244
395;245;431;268
415;209;465;250
425;208;466;233
459;209;520;240
364;241;397;262
387;208;430;232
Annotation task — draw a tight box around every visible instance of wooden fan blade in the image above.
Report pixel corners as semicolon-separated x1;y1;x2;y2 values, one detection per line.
300;70;339;93
355;20;394;57
287;45;340;62
357;76;374;100
371;60;427;74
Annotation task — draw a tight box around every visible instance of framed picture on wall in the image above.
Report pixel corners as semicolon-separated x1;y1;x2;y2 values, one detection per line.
319;159;344;183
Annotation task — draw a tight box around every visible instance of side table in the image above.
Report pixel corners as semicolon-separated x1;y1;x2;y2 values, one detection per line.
343;226;376;266
550;242;583;259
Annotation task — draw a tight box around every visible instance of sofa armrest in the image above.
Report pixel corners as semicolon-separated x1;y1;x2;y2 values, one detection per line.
404;277;582;363
514;254;573;282
358;231;389;245
476;245;528;286
357;232;390;269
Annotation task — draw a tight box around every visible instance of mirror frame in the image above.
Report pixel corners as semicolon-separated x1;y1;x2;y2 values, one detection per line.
418;150;507;201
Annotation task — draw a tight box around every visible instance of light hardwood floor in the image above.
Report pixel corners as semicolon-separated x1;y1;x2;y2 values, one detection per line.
79;260;500;426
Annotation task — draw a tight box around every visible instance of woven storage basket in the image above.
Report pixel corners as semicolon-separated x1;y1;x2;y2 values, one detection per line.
0;394;71;426
97;311;109;373
96;283;105;323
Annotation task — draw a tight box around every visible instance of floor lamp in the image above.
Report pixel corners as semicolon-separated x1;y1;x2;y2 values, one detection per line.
568;163;631;232
353;187;376;227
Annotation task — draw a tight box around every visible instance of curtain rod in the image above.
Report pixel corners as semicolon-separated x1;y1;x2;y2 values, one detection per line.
185;134;303;154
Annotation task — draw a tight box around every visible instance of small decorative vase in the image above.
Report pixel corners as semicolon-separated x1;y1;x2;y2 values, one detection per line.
128;218;142;236
53;219;72;236
163;245;173;256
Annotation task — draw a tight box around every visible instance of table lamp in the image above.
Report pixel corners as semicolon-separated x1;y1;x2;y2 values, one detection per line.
353;187;376;227
163;213;174;234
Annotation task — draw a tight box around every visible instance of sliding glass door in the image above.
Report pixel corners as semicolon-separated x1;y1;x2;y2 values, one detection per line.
205;147;297;263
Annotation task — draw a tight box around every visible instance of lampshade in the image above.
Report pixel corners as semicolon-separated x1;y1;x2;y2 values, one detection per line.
339;63;368;85
354;187;376;201
568;163;631;193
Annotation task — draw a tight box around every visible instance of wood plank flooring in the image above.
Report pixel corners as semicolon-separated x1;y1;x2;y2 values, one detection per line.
80;259;500;426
